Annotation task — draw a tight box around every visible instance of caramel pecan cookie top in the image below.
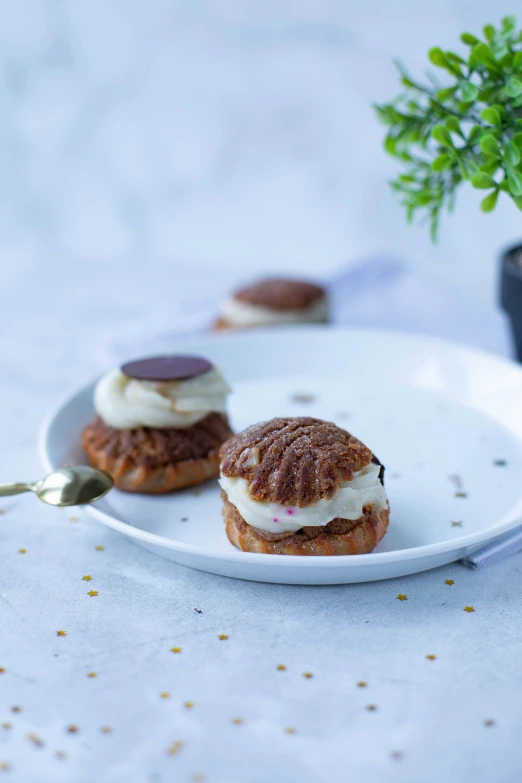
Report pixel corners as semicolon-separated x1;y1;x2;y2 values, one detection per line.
219;417;372;506
234;278;325;311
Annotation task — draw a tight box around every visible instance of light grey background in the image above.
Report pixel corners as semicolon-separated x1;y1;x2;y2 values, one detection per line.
1;2;522;782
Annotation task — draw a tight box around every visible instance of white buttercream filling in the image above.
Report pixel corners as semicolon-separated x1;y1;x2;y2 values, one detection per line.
94;367;230;429
220;295;329;327
219;462;387;534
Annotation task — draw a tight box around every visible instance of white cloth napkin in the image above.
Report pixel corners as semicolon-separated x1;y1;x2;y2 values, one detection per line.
105;258;519;568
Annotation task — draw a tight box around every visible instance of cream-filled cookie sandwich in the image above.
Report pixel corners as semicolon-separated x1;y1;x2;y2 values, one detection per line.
219;417;389;555
82;355;233;493
214;277;329;330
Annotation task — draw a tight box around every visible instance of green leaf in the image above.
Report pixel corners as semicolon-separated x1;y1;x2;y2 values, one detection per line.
468;125;483;143
401;75;415;88
445;117;463;136
514;197;522;211
480;158;501;175
436;87;456;101
513;51;522;71
513;133;522;150
461;32;478;45
446;51;466;65
480;135;501;157
504;140;521;166
471;172;497;189
506;77;522;98
428;47;448;68
431;154;452;172
384;136;396;155
483;24;496;43
431;125;454;147
502;16;516;33
460;81;479;101
507;167;522;196
481;107;501;125
472;43;500;70
480;189;499;212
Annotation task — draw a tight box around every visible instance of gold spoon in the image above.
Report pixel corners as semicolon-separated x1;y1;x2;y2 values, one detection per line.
0;466;114;506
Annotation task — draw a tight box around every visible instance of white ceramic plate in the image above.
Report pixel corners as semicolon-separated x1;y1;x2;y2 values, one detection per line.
40;326;522;584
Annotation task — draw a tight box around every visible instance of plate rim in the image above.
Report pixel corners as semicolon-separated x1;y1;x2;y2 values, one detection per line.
39;325;522;571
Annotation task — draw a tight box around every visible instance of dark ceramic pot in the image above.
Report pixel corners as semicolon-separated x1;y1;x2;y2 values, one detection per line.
500;243;522;361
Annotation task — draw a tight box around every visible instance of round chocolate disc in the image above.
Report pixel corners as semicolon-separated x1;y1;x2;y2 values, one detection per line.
121;355;213;382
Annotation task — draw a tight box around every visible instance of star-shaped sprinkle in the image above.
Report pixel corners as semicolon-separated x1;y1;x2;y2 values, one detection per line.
87;672;97;678
291;393;315;404
181;517;189;522
26;733;44;748
87;590;98;597
0;763;10;772
357;681;367;687
231;718;243;725
366;704;377;712
451;521;463;527
391;751;403;761
303;672;313;679
193;490;201;497
18;549;26;554
455;492;468;498
194;608;203;614
0;509;5;515
167;740;183;756
10;707;20;714
0;668;4;674
100;726;112;734
218;634;228;641
396;594;408;601
192;775;205;783
82;575;93;582
285;727;296;734
493;459;507;467
160;692;170;699
484;719;495;727
66;725;78;734
95;545;104;551
70;517;78;522
1;724;11;731
276;665;286;671
464;606;475;613
445;579;454;585
426;654;437;661
184;701;194;709
171;647;182;654
55;752;66;760
56;630;67;637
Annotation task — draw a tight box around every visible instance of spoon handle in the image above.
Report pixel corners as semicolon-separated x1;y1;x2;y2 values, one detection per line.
0;482;33;497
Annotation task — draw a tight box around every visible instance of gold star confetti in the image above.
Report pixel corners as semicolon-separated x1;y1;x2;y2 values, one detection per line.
0;509;4;515
171;646;182;654
276;665;287;671
167;740;183;756
1;724;11;731
10;707;20;714
100;726;112;734
451;521;463;527
357;681;367;688
455;492;468;498
0;668;4;674
56;630;67;637
464;606;475;613
95;545;104;551
192;775;205;783
26;733;44;748
218;634;228;641
484;719;495;727
493;459;507;467
82;575;93;582
391;751;404;761
396;594;408;601
366;704;377;712
426;654;437;661
87;590;98;597
285;727;296;734
70;517;78;522
291;393;315;404
160;692;170;699
55;751;66;760
0;763;10;772
184;701;194;709
87;672;97;678
66;725;78;734
445;579;454;585
18;549;26;554
231;718;243;725
303;672;313;679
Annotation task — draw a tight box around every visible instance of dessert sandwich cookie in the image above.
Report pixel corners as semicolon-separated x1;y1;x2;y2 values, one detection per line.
214;277;329;330
219;417;389;555
82;355;233;493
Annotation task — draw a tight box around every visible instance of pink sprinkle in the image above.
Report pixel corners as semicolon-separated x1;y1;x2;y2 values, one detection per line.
286;508;295;516
273;518;279;523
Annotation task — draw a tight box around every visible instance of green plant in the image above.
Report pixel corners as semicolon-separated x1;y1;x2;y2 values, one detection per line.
375;16;522;239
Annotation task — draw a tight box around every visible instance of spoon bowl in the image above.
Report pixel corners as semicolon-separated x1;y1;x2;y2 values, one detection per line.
35;466;114;506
